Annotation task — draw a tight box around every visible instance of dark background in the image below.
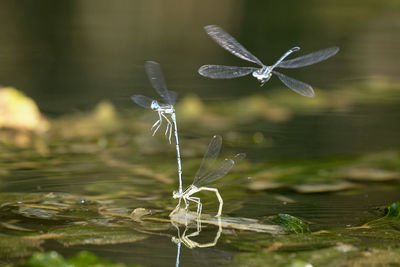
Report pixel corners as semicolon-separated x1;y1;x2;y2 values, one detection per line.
0;0;399;115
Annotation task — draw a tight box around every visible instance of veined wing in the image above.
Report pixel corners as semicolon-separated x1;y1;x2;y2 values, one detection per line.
204;25;264;67
131;95;154;109
198;65;257;79
145;61;177;105
193;135;222;185
209;177;254;188
272;71;314;98
194;153;245;187
277;47;339;69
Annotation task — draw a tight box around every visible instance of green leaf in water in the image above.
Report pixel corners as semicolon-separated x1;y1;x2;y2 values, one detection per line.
384;201;400;219
270;214;310;234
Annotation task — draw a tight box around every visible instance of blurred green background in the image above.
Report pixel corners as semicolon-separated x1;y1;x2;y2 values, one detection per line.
0;0;398;113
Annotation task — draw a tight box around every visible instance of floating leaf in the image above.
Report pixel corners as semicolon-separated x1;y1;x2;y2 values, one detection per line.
0;193;50;208
170;209;285;234
130;208;152;222
344;168;400;182
291;182;358;193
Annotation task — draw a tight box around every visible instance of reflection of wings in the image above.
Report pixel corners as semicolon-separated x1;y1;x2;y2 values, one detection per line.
145;61;177;105
272;71;314;98
204;25;264;66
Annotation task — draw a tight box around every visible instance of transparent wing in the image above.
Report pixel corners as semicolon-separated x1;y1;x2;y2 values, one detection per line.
272;71;315;98
204;25;264;67
198;65;257;79
145;61;177;105
277;47;339;69
193;158;234;187
193;135;222;185
131;95;153;109
209;177;254;188
194;153;245;187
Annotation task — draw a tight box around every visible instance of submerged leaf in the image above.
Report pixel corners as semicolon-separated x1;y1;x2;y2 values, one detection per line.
270;214;310;234
49;224;148;246
384;201;400;219
0;235;43;258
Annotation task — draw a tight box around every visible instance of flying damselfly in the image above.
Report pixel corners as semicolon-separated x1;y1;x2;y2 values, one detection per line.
198;25;339;97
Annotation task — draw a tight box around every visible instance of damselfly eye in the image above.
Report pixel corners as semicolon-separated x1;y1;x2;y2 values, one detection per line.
150;100;159;110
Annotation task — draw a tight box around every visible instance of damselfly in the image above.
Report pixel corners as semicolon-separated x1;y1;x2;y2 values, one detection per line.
132;61;183;193
170;135;248;217
198;25;339;97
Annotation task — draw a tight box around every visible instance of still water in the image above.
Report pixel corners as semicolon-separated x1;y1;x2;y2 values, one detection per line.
0;0;400;266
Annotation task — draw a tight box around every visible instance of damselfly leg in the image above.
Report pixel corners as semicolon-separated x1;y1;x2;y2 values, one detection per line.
160;112;173;143
195;187;223;217
151;111;163;136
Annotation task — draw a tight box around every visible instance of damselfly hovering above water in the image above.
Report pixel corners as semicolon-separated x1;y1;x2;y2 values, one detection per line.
132;61;184;194
170;135;248;217
198;25;339;97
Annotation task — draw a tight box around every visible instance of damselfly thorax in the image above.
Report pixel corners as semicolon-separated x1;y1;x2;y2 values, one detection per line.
252;66;272;85
151;100;174;114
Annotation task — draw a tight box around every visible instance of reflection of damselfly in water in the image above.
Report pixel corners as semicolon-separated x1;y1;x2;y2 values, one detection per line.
198;25;339;97
131;61;183;193
170;135;249;217
172;217;222;249
172;217;223;267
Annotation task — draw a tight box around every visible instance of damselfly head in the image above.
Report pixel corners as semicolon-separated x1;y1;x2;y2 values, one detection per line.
172;190;181;199
150;100;160;110
252;68;271;86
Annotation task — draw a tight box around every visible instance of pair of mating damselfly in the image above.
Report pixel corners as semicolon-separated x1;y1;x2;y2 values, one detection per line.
132;25;339;217
132;62;247;217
